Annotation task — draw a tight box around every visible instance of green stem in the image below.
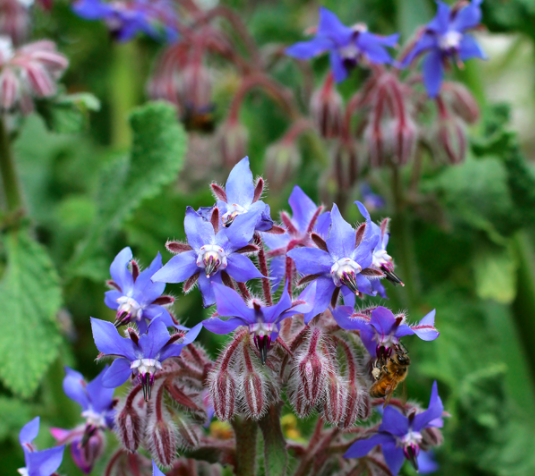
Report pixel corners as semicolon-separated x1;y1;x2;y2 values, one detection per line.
0;117;23;213
258;404;288;476
110;42;140;149
231;416;258;476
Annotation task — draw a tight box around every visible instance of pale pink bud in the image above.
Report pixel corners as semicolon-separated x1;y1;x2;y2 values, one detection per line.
386;117;417;166
148;416;178;467
241;372;266;419
339;384;362;429
210;371;236;421
25;62;55;97
310;74;343;139
444;82;479;124
175;415;201;448
30;51;69;74
433;116;467;165
0;69;19;109
323;373;346;425
115;397;145;453
296;328;326;406
0;0;30;45
218;119;248;168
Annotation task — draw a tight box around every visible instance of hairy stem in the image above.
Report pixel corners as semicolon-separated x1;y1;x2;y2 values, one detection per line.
259;403;288;476
231;416;258;476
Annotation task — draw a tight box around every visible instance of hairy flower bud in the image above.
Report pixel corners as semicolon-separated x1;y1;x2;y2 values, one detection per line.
148;416;178;467
175;415;201;449
444;82;479;124
323;373;346;424
385;117;417;166
432;115;467;165
0;67;18;109
339;384;363;429
310;74;343;138
115;395;146;453
333;140;359;191
210;370;236;421
420;426;444;450
240;372;266;419
264;140;301;191
295;328;326;406
218;119;248;168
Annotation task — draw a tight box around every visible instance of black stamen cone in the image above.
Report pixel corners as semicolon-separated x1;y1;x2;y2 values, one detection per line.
114;311;129;328
81;424;97;447
254;335;271;365
141;373;152;402
204;256;217;277
406;446;419;472
382;267;404;286
341;272;359;293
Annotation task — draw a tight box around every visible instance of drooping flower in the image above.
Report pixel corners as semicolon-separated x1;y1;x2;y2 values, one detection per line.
287;203;380;322
72;0;179;43
286;7;399;82
356;201;402;298
263;185;331;291
203;282;313;363
402;0;486;97
345;381;444;475
0;37;68;113
19;417;65;476
105;248;176;330
210;156;274;232
91;317;203;400
332;305;439;359
151;206;263;307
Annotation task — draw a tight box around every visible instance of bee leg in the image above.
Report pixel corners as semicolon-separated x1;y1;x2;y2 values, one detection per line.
382;386;395;408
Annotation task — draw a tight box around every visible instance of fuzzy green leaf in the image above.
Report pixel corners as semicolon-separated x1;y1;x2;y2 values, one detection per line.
0;230;62;397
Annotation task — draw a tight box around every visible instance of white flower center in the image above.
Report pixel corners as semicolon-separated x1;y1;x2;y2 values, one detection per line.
81;408;106;428
17;0;34;7
116;296;143;321
197;244;227;277
0;36;13;64
439;30;462;50
330;258;362;287
338;44;360;60
130;358;162;376
372;249;392;269
401;429;422;447
222;203;248;226
249;322;274;336
18;469;29;476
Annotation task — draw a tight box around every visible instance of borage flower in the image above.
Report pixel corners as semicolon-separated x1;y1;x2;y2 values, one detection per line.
152;206;263;307
356;201;402;298
105;247;175;330
73;0;179;43
91;317;203;400
345;381;444;474
263;185;331;291
19;417;65;476
288;203;380;322
402;0;486;97
203;282;313;364
332;305;439;359
286;7;398;82
50;367;115;472
209;156;274;232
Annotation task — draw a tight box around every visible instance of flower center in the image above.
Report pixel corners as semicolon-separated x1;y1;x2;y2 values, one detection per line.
372;249;392;269
17;469;29;476
401;429;422;447
81;408;106;428
197;244;227;277
131;358;162;376
331;258;362;292
250;323;274;365
439;30;462;50
115;296;143;327
222;203;248;227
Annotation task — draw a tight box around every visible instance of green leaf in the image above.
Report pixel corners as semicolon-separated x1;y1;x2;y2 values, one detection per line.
0;396;33;442
0;230;62;397
474;243;518;304
67;101;187;279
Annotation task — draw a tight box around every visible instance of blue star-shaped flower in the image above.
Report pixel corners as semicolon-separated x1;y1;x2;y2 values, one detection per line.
345;381;444;475
286;7;399;82
73;0;179;43
151;206;263;307
19;417;65;476
105;248;175;331
203;282;313;363
263;185;331;291
287;203;379;323
91;317;202;400
153;460;165;476
402;0;486;97
332;305;439;358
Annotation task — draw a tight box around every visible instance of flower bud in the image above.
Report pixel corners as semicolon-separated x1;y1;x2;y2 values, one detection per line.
175;415;201;448
385;117;417;166
71;431;105;474
310;75;343;138
420;426;444;450
147;405;178;467
0;0;30;45
264;140;301;191
179;62;214;132
210;370;236;421
115;396;146;453
339;384;363;429
444;82;479;124
333;140;359;191
25;62;55;97
0;68;18;110
296;329;326;406
323;373;346;425
218;119;248;168
431;115;467;165
240;372;266;419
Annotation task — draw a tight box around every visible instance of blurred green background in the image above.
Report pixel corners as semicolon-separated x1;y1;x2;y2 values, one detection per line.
2;0;535;475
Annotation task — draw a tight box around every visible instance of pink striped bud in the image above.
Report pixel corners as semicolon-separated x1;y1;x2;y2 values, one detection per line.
323;373;346;425
71;431;105;474
115;397;146;453
175;415;201;448
148;415;178;467
333;140;359;191
293;391;313;418
0;0;30;45
28;51;69;73
240;372;266;419
25;62;55;97
386;117;417;166
420;426;444;449
210;370;236;421
0;68;18;109
218;119;248;168
295;328;327;406
432;116;467;165
444;82;479;124
310;74;343;139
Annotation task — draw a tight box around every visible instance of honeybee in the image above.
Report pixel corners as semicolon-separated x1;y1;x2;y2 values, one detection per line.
370;345;410;407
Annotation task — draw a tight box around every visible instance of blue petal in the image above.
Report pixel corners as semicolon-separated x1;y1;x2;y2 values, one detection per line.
369;306;398;339
86;366;115;414
404;309;440;341
289;186;318;232
102;359;132;388
358;32;395;64
26;445;65;475
225;156;255;207
159;324;203;362
203;316;245;335
413;381;444;432
63;367;89;410
326;204;355;260
264;287;293;324
72;0;112;19
427;1;452;34
269;256;286;292
286;37;334;60
19;417;40;445
418;450;440;474
262;231;290;251
287;247;332;276
344;432;394;458
184;207;215;252
150;251;198;284
401;33;438;67
109;247;133;295
341;285;356;307
132;252;166;305
222;209;259;250
213;283;256;323
331;305;369;331
329;51;348;83
182;322;204;345
226;253;264;282
382;440;406;475
198;273;217;307
138;318;171;359
459;34;487;61
317;7;353;44
104;290;122;310
451;0;482;31
314;211;331;238
303;277;336;323
423;49;444;98
153;460;166;476
380;406;410;436
90;318;137;361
